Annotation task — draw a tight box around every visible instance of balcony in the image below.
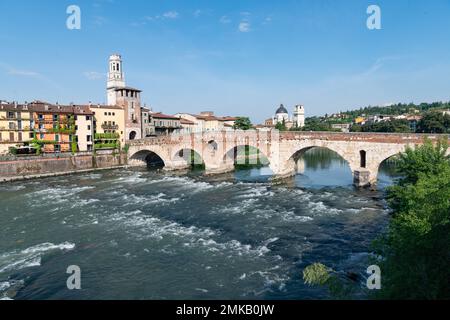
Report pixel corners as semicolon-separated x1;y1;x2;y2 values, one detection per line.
101;124;119;130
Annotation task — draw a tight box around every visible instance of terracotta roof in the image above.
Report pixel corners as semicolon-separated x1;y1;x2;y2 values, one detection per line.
219;116;238;121
89;104;124;110
180;118;195;125
27;102;74;114
151;113;180;120
72;105;94;115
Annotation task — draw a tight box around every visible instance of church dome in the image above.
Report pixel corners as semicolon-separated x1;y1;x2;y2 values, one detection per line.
276;104;288;114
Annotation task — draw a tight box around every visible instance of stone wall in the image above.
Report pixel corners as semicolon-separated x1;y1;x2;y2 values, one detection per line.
0;151;127;181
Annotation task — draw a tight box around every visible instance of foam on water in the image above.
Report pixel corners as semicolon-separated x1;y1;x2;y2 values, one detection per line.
0;242;75;274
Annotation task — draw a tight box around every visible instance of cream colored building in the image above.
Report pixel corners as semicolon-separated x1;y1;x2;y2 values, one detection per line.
90;105;125;146
175;112;237;132
73;106;94;152
0;102;34;154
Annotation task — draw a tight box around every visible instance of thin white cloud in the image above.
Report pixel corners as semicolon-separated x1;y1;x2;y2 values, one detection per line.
0;63;41;78
145;11;179;22
162;11;179;19
238;21;251;33
220;15;231;24
84;71;104;80
8;69;40;77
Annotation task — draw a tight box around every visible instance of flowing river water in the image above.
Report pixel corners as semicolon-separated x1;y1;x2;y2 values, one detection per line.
0;148;397;300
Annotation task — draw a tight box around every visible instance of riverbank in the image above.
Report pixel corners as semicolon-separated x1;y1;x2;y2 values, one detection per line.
0;150;127;183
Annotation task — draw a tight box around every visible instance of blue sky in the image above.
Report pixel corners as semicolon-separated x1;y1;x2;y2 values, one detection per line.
1;0;450;123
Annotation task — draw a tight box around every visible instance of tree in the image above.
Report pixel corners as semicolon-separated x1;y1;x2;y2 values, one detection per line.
303;139;450;300
372;139;450;299
275;119;287;131
233;117;253;130
417;111;450;133
351;119;411;133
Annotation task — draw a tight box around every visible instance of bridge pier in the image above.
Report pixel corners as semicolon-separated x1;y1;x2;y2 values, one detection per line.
204;162;235;175
164;160;191;171
353;169;374;188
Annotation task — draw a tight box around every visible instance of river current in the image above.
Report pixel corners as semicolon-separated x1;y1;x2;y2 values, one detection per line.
0;149;396;300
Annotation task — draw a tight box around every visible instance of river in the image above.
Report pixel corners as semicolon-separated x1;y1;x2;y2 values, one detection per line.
0;148;397;300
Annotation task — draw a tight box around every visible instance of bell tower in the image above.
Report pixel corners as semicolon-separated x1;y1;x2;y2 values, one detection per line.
293;105;305;128
107;54;125;105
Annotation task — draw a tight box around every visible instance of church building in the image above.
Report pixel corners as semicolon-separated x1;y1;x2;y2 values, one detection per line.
270;104;305;129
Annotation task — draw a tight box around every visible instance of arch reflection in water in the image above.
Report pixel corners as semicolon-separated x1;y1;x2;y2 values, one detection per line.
295;147;353;188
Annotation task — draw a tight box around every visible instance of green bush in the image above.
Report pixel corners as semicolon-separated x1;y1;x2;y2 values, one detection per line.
9;147;17;155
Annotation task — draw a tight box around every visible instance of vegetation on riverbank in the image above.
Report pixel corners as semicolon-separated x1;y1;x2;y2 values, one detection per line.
303;138;450;299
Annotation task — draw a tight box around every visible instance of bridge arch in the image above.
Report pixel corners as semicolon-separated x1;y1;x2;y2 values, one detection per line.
222;144;271;168
129;149;168;168
171;147;206;169
283;143;355;174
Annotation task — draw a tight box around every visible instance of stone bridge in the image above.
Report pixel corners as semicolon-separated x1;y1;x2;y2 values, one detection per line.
127;131;449;187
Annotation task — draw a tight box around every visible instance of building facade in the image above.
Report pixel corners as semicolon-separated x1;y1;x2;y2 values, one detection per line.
32;102;75;153
141;107;156;137
106;54;142;140
73;106;94;152
150;113;182;136
0;102;34;154
175;112;237;132
90;104;125;147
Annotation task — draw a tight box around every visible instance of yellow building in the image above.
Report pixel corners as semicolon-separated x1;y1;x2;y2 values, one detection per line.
90;105;125;148
354;116;366;125
0;102;34;154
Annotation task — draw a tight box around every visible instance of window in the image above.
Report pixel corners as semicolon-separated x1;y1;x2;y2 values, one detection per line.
360;150;367;168
54;145;61;153
104;112;107;116
40;133;44;139
18;132;22;142
86;116;91;121
112;113;115;116
55;134;59;142
38;114;44;120
53;114;59;121
87;135;92;142
108;112;111;116
87;125;91;130
7;111;15;119
29;133;33;139
9;122;15;130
